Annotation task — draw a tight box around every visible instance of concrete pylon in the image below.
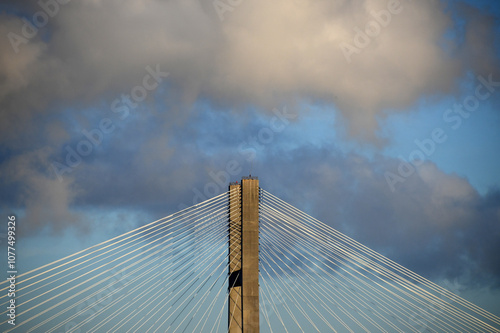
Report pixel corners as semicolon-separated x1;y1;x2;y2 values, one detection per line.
228;177;260;333
228;182;242;332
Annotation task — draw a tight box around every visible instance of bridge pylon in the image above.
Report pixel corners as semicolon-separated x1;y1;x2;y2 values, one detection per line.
228;177;260;333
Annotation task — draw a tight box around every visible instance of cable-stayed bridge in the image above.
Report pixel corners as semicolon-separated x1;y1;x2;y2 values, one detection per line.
1;177;499;332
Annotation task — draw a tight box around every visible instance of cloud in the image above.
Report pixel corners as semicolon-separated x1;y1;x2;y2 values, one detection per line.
0;147;82;234
457;2;500;77
257;147;500;286
1;102;498;287
1;0;498;149
0;0;499;288
214;0;461;140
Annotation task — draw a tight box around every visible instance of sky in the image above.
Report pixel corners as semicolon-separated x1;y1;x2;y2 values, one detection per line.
0;0;499;320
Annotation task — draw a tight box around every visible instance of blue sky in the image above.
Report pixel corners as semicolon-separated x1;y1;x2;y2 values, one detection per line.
0;0;499;324
381;91;500;194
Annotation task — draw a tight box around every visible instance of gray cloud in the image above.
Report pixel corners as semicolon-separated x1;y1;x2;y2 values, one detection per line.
0;0;499;290
0;147;81;234
1;0;498;148
1;104;498;288
257;148;500;286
